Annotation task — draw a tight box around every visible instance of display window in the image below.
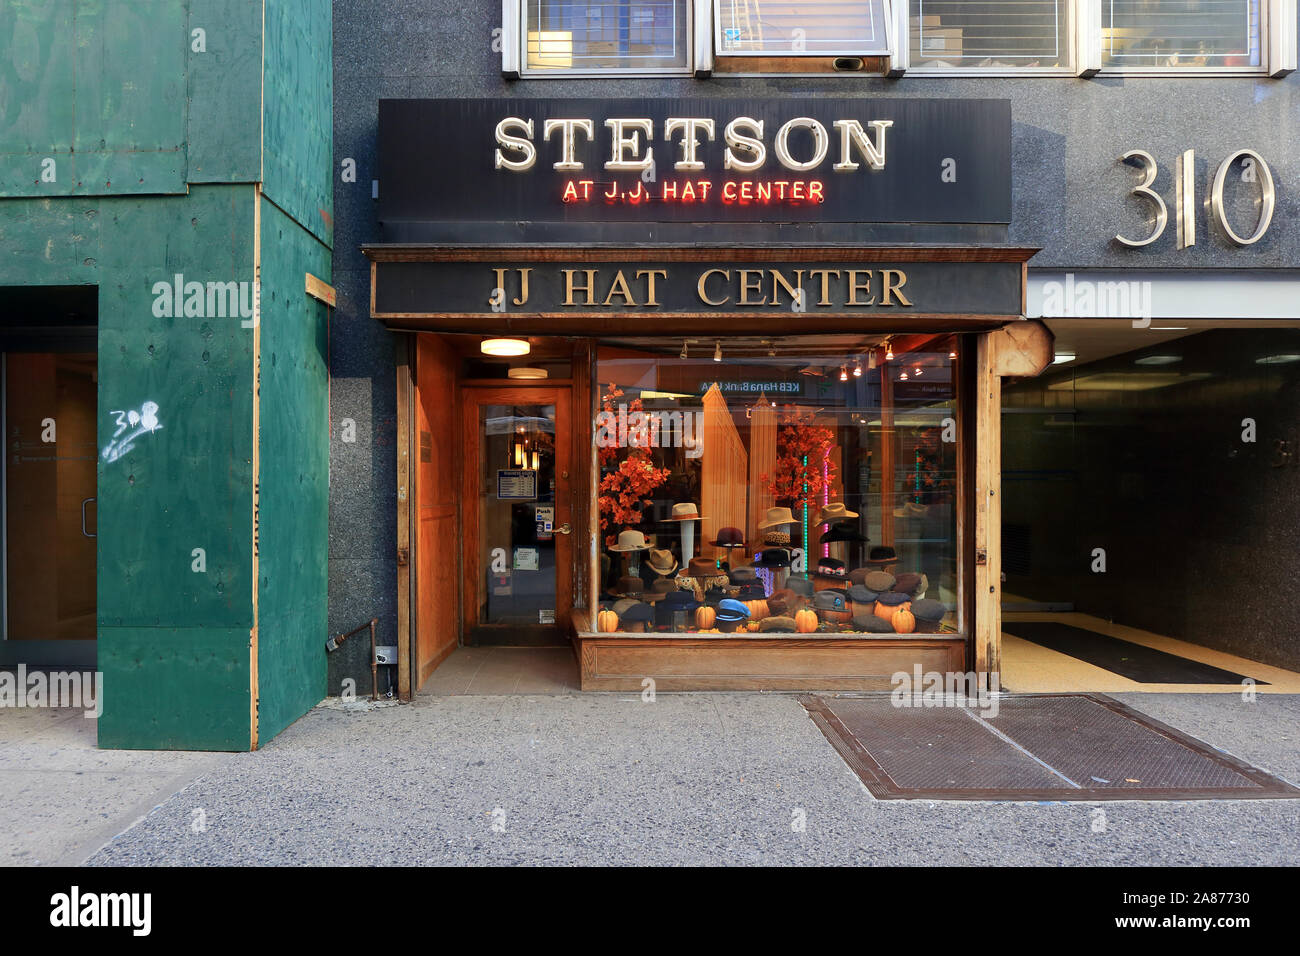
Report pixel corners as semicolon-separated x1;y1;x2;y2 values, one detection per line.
590;334;962;637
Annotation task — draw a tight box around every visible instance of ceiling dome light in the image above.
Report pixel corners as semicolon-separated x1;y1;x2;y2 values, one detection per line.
885;345;894;361
508;366;548;379
481;338;529;357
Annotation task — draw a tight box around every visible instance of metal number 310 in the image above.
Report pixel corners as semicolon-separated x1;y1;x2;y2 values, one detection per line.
1116;149;1275;249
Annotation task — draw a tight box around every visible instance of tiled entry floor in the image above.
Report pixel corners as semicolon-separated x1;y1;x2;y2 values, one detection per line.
417;646;579;696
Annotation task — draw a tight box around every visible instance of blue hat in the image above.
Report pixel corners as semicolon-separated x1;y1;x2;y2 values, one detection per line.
715;598;750;622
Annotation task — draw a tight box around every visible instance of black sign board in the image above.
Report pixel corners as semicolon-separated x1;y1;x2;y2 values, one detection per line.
378;98;1011;227
372;251;1026;323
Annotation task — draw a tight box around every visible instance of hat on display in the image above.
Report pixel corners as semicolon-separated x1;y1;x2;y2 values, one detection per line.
612;598;640;616
874;591;911;622
815;557;847;579
650;577;677;595
758;506;797;529
620;602;654;624
847;585;879;605
730;566;759;585
813;590;848;611
703;584;730;606
893;572;923;596
864;570;896;593
712;527;746;548
656;590;700;627
646;549;679;576
814;502;859;525
866;546;898;567
737;583;766;601
688;556;720;578
616;575;644;596
755;548;791;569
848;568;872;586
715;598;751;622
857;615;895;634
820;522;868;544
665;502;704;522
760;616;798;633
912;598;946;631
786;575;814;598
610;529;651;552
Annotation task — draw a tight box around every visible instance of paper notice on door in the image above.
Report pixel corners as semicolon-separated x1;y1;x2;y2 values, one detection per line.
514;547;539;571
539;609;555;625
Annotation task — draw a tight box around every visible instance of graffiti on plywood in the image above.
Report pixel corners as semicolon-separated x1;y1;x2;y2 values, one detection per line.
102;402;164;464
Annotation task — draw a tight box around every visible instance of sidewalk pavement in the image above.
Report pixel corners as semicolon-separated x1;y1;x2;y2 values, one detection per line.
2;691;1297;866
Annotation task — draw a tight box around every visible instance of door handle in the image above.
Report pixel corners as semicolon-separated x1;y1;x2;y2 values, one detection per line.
555;523;572;535
81;497;96;538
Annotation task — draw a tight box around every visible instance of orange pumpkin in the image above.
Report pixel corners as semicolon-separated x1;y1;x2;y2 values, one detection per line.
597;609;619;633
746;620;761;632
795;608;819;633
875;599;911;622
891;607;916;633
745;599;769;621
695;606;716;630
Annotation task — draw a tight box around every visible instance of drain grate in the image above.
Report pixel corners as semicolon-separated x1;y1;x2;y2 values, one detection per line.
801;693;1300;801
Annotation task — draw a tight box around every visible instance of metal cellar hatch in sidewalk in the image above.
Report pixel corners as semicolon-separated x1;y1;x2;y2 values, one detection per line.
802;693;1300;801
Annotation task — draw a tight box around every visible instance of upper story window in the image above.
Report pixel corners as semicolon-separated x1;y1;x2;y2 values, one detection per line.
523;0;692;74
715;0;892;56
908;0;1072;70
1101;0;1263;70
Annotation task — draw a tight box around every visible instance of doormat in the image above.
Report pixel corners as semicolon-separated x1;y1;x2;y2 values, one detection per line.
801;693;1300;801
1000;622;1266;685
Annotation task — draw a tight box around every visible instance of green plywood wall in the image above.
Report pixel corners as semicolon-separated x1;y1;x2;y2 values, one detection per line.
0;0;189;196
95;187;256;630
263;0;334;245
255;197;330;742
188;0;266;184
0;0;331;751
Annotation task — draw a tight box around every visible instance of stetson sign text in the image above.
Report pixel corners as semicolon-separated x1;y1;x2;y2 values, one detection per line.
377;98;1012;225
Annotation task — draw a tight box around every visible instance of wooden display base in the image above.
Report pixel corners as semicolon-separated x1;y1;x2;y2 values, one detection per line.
571;612;965;692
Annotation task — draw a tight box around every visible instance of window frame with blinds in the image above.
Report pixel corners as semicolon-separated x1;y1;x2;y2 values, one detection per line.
905;0;1078;74
515;0;696;76
711;0;897;59
1097;0;1269;74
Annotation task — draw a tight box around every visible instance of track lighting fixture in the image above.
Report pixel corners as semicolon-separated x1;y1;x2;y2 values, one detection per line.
852;360;862;377
839;365;848;382
680;339;689;360
885;341;894;362
713;341;722;362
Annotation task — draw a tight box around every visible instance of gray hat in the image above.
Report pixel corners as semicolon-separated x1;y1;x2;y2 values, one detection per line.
912;598;945;630
612;598;639;616
813;590;848;611
856;615;894;634
786;575;814;598
876;591;910;608
847;585;879;605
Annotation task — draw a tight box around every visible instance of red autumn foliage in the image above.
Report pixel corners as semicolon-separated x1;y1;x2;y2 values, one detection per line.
597;384;671;547
760;408;836;510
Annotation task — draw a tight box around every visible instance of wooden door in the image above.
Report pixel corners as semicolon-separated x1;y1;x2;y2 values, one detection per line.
460;385;573;645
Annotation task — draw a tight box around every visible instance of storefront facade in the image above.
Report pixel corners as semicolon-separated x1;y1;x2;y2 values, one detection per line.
329;1;1300;703
364;96;1050;691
